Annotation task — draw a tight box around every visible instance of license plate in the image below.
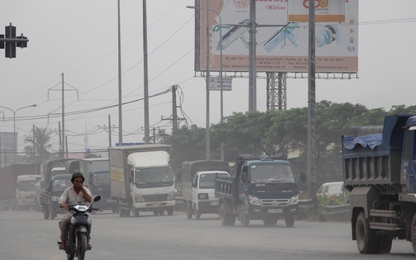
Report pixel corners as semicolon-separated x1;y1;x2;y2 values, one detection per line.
210;201;218;206
268;208;283;213
107;199;117;203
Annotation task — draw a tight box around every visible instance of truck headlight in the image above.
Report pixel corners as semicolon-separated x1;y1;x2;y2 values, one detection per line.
167;191;175;200
51;196;60;202
134;194;144;203
249;195;261;206
289;194;299;205
198;193;209;200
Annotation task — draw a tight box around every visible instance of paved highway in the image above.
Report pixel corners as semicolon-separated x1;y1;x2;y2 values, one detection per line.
0;210;414;260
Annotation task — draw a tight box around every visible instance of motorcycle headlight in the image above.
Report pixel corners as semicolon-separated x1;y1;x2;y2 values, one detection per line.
134;194;144;203
51;196;60;202
198;193;209;200
249;195;261;206
289;194;299;205
167;191;175;200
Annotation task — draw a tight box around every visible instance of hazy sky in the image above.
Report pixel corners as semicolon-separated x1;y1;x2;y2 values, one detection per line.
1;0;416;155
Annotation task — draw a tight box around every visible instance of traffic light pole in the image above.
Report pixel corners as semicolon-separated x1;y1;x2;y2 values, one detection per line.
0;23;29;58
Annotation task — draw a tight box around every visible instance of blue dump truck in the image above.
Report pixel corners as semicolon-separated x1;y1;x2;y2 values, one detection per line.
343;114;416;255
215;154;301;227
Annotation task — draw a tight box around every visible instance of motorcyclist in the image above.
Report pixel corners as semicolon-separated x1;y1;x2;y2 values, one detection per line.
58;172;92;250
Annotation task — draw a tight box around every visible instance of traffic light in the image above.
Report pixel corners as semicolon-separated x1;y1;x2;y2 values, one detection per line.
5;24;16;58
0;23;28;58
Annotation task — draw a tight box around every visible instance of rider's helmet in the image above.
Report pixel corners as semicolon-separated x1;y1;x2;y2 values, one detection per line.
71;172;85;183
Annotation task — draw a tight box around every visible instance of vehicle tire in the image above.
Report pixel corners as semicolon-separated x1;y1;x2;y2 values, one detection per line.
284;213;295;227
219;203;227;226
186;202;193;219
49;207;55;220
133;209;140;217
376;235;392;254
195;209;201;220
118;200;124;217
239;204;250;227
167;206;174;216
43;205;50;220
226;214;236;226
67;253;75;260
158;209;164;216
356;211;377;254
153;210;158;216
411;213;416;255
77;233;87;260
112;208;118;214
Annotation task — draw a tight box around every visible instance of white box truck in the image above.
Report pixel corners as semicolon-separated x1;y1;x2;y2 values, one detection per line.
109;144;175;217
181;160;230;220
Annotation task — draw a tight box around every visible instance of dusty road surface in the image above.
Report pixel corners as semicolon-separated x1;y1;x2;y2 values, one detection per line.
0;210;414;260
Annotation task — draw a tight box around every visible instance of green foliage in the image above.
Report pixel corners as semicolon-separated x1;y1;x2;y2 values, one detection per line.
23;126;53;164
161;102;416;196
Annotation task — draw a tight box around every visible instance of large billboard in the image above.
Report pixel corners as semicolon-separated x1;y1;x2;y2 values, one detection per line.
194;0;358;73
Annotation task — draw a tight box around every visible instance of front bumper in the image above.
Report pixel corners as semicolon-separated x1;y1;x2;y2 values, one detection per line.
133;200;175;211
248;204;298;219
196;200;219;213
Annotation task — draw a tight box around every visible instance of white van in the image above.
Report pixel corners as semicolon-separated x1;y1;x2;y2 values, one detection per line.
316;181;346;198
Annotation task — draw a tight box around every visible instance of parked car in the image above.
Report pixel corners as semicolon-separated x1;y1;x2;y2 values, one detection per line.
316;181;348;199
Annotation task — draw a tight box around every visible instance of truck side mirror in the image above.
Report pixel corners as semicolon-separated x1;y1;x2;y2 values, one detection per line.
300;172;306;182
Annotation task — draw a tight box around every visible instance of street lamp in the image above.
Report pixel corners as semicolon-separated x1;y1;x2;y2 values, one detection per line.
0;104;37;163
187;4;224;160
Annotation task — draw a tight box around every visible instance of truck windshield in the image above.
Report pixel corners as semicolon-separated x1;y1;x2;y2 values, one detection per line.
92;172;110;186
18;181;37;191
250;164;295;183
52;179;72;192
199;173;230;189
135;167;173;186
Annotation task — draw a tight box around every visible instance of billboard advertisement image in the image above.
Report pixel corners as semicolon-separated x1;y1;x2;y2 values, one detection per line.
194;0;358;73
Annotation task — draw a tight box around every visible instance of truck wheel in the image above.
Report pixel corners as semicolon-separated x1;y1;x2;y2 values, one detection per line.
411;213;416;255
226;214;236;226
239;204;250;227
219;203;227;226
167;206;174;216
376;235;392;254
133;209;140;217
43;205;50;220
186;203;193;219
356;212;377;254
195;209;201;220
49;207;55;220
284;213;295;227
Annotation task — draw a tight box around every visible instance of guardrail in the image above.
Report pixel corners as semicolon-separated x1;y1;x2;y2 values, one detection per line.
298;199;350;221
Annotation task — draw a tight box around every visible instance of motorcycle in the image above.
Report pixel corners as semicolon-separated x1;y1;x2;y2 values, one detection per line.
58;195;101;260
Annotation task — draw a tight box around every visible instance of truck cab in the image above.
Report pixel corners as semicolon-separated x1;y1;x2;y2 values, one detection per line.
216;154;300;227
88;170;117;213
128;152;175;216
15;175;42;210
41;174;72;220
188;170;230;219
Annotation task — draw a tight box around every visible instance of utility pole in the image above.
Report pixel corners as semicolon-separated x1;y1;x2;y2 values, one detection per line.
172;85;178;132
117;0;123;147
143;0;150;144
61;73;65;158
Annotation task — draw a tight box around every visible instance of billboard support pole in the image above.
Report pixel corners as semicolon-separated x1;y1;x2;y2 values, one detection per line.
307;0;317;219
248;0;257;111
